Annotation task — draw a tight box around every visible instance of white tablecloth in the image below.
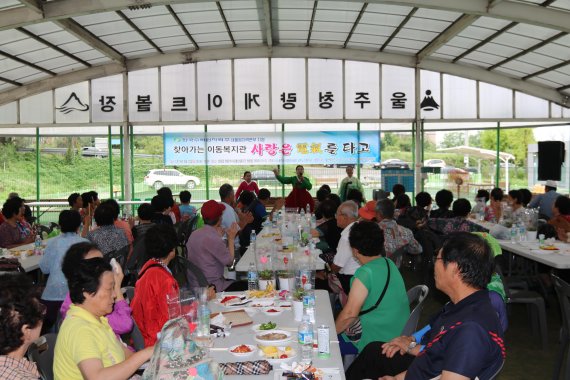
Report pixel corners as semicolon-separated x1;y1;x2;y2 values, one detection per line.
236;227;325;272
209;289;344;380
4;241;45;272
473;220;570;269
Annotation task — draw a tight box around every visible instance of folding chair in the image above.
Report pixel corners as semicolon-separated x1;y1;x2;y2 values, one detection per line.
28;333;57;380
552;274;570;380
401;285;430;336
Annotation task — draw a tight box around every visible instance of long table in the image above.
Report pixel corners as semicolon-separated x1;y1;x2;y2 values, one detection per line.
6;241;45;272
497;240;570;269
474;220;570;269
236;226;325;272
209;289;344;380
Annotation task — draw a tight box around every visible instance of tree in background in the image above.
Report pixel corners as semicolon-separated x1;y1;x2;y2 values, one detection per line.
439;132;465;149
480;128;535;166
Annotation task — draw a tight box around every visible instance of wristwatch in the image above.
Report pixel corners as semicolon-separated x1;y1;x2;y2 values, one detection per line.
406;340;417;354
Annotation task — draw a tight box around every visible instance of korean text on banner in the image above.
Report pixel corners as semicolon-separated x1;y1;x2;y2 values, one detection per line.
164;131;380;166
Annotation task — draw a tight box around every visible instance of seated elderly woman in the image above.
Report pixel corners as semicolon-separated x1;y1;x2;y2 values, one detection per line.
131;224;179;347
428;198;489;235
54;257;153;380
0;197;35;248
335;221;410;353
39;210;88;332
59;242;133;338
0;273;45;380
549;195;570;242
86;202;129;256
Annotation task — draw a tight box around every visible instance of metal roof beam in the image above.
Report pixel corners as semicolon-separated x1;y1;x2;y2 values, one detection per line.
361;0;570;34
17;27;92;67
55;19;125;64
380;7;417;52
416;14;479;64
558;84;570;91
452;0;557;64
523;60;570;80
343;3;367;48
18;0;43;14
0;46;566;107
116;10;164;54
488;31;566;70
0;76;23;87
216;2;236;47
0;49;55;76
452;22;516;63
0;62;124;106
1;0;569;34
166;5;199;49
262;0;273;48
306;1;318;46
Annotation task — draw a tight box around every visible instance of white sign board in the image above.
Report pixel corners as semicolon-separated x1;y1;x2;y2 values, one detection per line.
91;74;124;123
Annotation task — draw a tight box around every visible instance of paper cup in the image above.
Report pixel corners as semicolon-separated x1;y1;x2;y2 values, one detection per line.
278;277;295;291
293;300;304;321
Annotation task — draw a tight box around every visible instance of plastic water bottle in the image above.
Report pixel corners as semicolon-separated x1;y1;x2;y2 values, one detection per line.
510;226;518;244
300;207;306;219
519;223;526;242
310;214;317;229
250;230;256;251
298;314;314;364
34;235;42;255
197;301;211;337
247;262;258;291
478;205;485;221
303;290;316;323
306;203;311;215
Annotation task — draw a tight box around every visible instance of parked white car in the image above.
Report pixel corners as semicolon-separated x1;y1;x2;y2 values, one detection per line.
144;169;200;190
424;159;447;168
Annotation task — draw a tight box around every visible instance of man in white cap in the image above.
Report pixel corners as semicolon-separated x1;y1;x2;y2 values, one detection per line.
528;180;561;219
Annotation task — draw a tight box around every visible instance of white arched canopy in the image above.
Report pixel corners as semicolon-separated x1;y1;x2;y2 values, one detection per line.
0;0;568;110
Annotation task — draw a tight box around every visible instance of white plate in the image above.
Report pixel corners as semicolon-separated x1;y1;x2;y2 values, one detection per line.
228;344;257;357
254;329;292;345
252;322;278;332
249;298;275;307
259;348;297;364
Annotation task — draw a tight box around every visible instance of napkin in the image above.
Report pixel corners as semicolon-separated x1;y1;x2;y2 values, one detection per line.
218;360;273;375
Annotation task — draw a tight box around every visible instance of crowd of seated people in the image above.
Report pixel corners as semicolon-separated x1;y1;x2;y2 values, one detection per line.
1;175;569;380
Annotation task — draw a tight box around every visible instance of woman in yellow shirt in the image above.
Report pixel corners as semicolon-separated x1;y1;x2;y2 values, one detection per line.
54;253;153;380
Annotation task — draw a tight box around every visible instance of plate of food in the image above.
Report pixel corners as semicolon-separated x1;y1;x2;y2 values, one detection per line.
247;288;277;299
254;329;292;345
218;294;250;307
539;245;559;251
228;344;257;357
258;345;296;363
252;321;278;332
249;298;276;307
262;307;284;316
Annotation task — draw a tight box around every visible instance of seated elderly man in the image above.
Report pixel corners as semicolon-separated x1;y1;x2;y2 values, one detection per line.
372;199;422;266
428;198;488;235
186;200;246;291
331;201;361;295
346;232;505;380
